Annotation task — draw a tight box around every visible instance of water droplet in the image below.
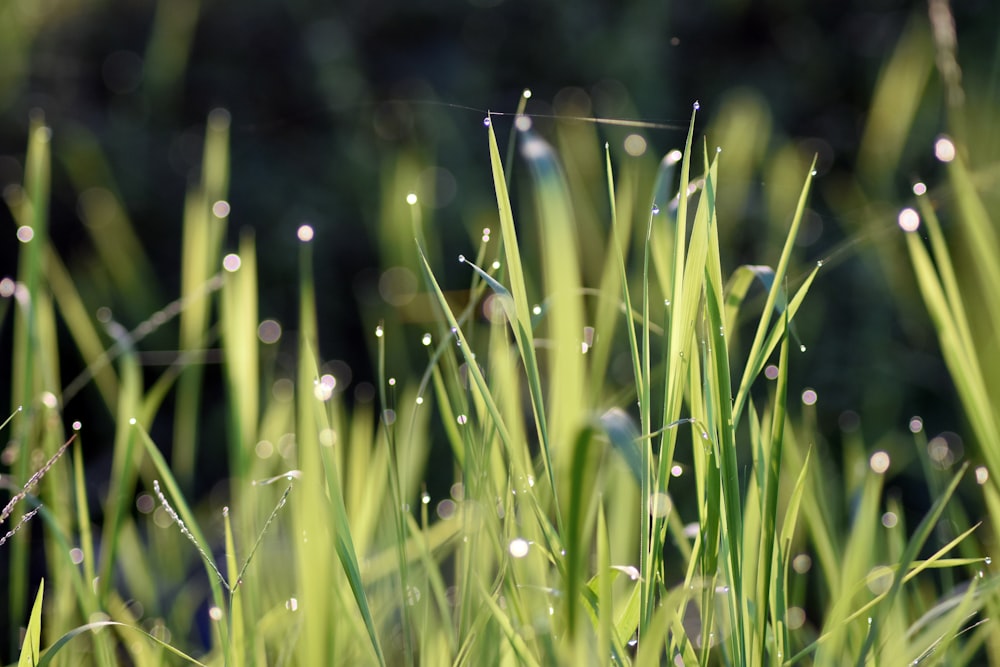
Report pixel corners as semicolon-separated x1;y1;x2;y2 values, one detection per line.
816;259;824;268
406;193;418;205
532;305;542;315
375;325;384;338
421;333;432;346
286;598;298;611
450;326;458;334
913;182;927;196
509;538;530;558
421;492;431;505
718;326;725;337
458;254;466;263
415;396;424;405
482;116;491;127
799;344;807;352
652;204;660;215
693;101;700;111
457;414;468;425
986;556;993;565
664;299;671;306
522;89;532;99
716;146;722;153
811;170;817;176
898;207;921;232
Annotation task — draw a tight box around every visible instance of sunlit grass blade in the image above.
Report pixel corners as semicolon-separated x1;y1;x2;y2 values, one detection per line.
17;579;43;667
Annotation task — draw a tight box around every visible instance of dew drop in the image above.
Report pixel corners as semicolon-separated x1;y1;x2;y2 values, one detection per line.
522;89;532;99
406;193;418;205
457;414;468;425
421;492;431;505
509;538;530;558
664;299;671;306
483;116;491;127
816;259;824;268
375;325;384;338
986;556;993;565
799;344;807;352
421;333;432;346
811;170;817;176
458;254;466;263
652;204;660;215
693;101;700;111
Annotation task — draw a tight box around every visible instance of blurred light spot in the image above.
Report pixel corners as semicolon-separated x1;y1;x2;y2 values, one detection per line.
913;182;927;196
319;428;335;448
976;466;989;484
670;464;683;477
801;389;818;405
421;333;432;346
456;414;468;425
927;436;954;468
0;278;14;297
257;319;282;344
354;382;375;403
764;365;779;380
16;226;33;243
286;598;298;612
792;553;812;573
665;149;683;165
415;396;424;405
787;606;806;630
483;293;506;324
102;50;143;94
838;410;860;433
683;522;699;538
612;565;641;581
72;421;82;431
272;378;294;402
375;324;384;338
624;134;647;156
509;538;530;558
41;392;58;409
522;88;532;99
277;433;296;458
406;193;418;205
212;200;230;218
436;499;456;520
135;493;155;514
881;511;898;528
909;416;923;433
532;304;542;315
297;224;314;242
70;547;84;564
934;136;956;162
869;451;891;474
515;115;532;132
898;208;920;232
208;108;230;128
222;254;241;272
866;566;894;595
648;492;672;518
388;377;396;387
379;266;418;306
313;374;336;402
255;440;274;459
451;482;465;500
417;166;457;208
382;409;396;425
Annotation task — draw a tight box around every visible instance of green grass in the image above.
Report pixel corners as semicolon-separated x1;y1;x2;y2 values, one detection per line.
3;16;1000;667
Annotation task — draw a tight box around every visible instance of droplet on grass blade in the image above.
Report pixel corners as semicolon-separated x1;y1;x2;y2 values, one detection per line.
869;451;891;474
934;136;956;162
651;204;660;215
898;207;920;232
482;116;491;127
406;193;418;205
296;224;314;242
693;101;700;111
913;182;927;196
509;538;530;558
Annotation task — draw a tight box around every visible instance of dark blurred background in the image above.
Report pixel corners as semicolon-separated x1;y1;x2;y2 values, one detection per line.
2;0;1000;626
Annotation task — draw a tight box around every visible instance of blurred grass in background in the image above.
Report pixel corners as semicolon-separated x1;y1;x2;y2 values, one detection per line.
2;0;1000;664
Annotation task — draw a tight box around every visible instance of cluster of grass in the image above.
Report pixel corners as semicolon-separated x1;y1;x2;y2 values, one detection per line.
4;17;1000;667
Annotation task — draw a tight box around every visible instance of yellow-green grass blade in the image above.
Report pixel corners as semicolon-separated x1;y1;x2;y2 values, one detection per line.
35;620;209;667
733;159;817;425
519;128;586;497
486;123;558;521
173;109;230;490
17;580;43;667
9;116;51;637
220;231;259;480
132;421;231;661
223;508;245;667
